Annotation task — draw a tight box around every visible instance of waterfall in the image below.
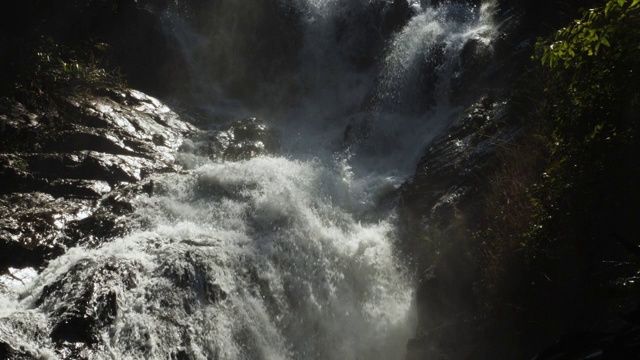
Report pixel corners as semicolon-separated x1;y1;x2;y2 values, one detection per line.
0;1;497;359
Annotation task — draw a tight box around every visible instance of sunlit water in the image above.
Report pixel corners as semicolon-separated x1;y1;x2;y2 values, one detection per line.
0;1;496;359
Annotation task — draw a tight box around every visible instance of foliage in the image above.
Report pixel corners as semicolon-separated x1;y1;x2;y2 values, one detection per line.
539;0;640;69
515;0;640;325
474;0;640;329
474;135;548;316
532;0;640;239
535;0;640;142
13;37;125;112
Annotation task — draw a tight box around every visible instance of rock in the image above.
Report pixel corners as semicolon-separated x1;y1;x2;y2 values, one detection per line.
222;117;279;162
399;96;519;359
1;88;197;183
144;0;303;105
402;97;513;225
0;0;191;97
63;180;154;249
333;0;414;71
158;248;228;313
0;181;147;271
0;89;198;272
36;258;142;357
382;0;414;35
178;117;278;168
0;193;89;270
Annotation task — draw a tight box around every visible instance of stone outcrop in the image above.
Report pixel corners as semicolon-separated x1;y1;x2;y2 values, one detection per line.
400;97;522;360
0;89;196;272
177;117;279;168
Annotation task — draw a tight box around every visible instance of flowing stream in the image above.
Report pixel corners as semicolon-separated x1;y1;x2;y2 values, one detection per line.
0;1;497;359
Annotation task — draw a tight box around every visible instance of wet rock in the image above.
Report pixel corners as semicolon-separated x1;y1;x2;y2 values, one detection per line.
333;0;414;71
172;349;194;360
382;0;415;35
400;96;520;359
341;113;373;149
63;181;154;249
450;37;496;104
158;248;228;312
0;178;160;272
222;117;279;162
0;89;198;273
144;0;303;105
178;117;278;167
402;97;514;225
1;90;196;191
0;193;91;270
36;258;142;356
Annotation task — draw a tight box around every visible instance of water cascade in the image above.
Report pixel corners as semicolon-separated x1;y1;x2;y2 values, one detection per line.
0;1;497;359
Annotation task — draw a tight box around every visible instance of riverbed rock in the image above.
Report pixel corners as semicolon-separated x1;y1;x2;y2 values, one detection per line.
177;117;279;168
0;89;197;273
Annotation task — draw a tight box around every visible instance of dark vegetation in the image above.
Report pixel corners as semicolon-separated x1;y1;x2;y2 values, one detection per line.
0;0;194;155
403;0;640;358
0;1;124;149
0;0;189;102
471;0;640;357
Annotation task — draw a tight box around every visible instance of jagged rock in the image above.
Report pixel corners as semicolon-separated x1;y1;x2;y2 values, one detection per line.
35;258;142;358
0;193;91;270
402;97;515;226
0;89;198;272
333;0;413;70
178;117;278;168
0;183;146;271
400;96;520;359
222;117;279;162
1;90;196;187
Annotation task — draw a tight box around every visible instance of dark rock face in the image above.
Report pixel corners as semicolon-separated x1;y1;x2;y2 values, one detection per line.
402;97;516;228
400;97;521;360
0;89;196;272
152;0;304;105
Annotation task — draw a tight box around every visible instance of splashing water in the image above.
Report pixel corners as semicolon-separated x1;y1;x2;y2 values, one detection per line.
0;1;498;359
1;158;414;359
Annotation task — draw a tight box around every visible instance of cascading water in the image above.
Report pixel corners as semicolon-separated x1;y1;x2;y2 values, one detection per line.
0;1;497;359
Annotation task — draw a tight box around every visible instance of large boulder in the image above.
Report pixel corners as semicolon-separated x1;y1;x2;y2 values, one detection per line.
0;89;197;272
